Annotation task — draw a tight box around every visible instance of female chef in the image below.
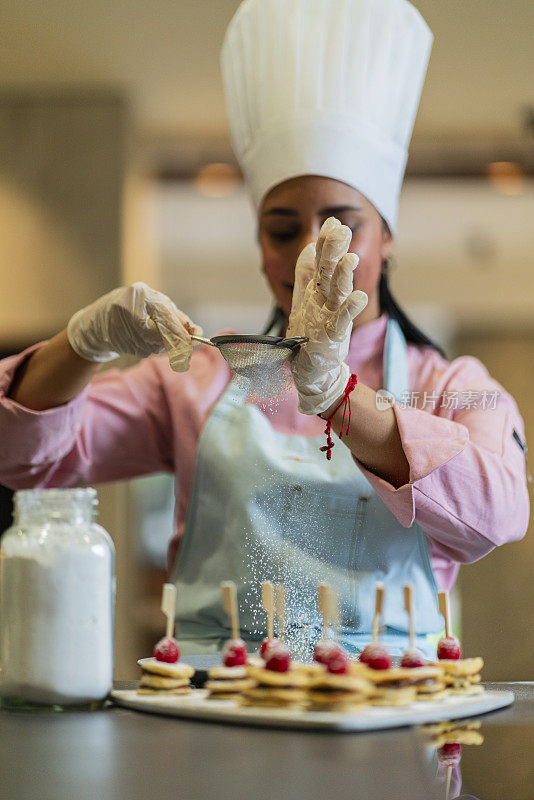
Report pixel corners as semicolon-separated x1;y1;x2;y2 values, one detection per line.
0;0;529;656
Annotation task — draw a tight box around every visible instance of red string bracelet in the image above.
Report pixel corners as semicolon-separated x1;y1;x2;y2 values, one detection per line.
319;373;358;460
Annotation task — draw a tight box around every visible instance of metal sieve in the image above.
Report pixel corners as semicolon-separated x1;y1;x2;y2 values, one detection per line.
191;334;308;378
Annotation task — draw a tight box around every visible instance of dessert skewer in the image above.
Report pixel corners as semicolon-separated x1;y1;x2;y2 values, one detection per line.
205;581;253;698
260;580;281;659
359;583;392;669
239;583;305;709
310;585;374;708
400;584;425;667
242;589;305;708
439;740;462;800
313;584;347;665
437;591;462;660
220;580;248;666
137;582;193;694
433;591;483;694
153;582;180;663
422;721;484;798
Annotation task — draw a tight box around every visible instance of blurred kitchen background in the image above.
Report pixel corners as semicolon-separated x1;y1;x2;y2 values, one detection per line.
1;1;533;679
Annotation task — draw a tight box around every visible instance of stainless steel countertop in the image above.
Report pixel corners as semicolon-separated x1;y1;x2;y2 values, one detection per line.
1;666;532;800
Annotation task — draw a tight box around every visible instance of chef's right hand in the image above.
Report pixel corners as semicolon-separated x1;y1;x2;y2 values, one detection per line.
286;219;368;414
67;282;203;372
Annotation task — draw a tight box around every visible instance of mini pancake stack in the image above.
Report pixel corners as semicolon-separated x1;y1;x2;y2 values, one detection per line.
433;657;484;696
205;636;256;700
139;584;194;696
423;719;484;747
412;665;449;702
204;665;255;700
307;662;374;712
137;658;194;696
241;662;309;709
364;665;446;706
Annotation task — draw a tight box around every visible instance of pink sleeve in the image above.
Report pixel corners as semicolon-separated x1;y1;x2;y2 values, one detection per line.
0;345;180;489
355;352;530;564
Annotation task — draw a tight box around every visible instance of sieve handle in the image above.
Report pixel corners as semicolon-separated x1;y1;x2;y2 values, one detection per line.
282;336;308;349
190;334;216;347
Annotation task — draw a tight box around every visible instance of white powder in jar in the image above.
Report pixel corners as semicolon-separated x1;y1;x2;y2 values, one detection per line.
0;535;113;706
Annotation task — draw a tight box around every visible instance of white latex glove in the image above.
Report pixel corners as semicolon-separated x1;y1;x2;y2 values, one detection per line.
67;282;203;372
286;217;368;415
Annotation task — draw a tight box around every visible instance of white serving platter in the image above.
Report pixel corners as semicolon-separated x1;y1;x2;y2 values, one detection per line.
111;688;513;732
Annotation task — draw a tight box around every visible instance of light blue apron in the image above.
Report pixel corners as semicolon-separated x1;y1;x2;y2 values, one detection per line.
172;318;442;658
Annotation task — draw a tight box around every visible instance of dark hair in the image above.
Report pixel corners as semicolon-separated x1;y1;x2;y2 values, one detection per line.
262;305;287;336
262;271;446;359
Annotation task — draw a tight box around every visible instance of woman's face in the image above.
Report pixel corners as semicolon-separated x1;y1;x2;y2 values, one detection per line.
258;175;393;324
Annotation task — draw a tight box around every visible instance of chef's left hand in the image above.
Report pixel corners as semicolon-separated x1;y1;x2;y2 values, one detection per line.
287;217;368;415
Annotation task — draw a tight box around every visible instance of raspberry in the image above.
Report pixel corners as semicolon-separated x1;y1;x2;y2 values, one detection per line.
327;651;349;675
223;638;248;667
260;637;282;661
437;743;462;766
437;636;462;660
154;636;180;663
313;640;343;664
400;647;425;668
359;643;392;670
266;647;291;672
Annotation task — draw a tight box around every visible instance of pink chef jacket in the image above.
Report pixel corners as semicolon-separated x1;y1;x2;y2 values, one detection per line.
0;313;529;591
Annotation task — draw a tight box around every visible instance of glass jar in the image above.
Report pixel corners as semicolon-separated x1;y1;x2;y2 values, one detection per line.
0;488;115;711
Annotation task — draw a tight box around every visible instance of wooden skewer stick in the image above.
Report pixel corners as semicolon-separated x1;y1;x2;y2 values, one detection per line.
274;584;287;641
161;583;177;639
221;581;239;640
438;591;451;638
261;581;274;640
317;583;330;639
372;582;384;643
445;765;452;800
403;584;415;649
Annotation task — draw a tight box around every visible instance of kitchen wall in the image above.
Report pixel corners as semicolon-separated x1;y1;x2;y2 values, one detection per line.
0;94;125;346
157;177;534;337
457;331;534;680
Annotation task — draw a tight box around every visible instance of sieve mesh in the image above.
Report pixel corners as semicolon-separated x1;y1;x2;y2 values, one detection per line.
195;334;307;403
216;341;294;376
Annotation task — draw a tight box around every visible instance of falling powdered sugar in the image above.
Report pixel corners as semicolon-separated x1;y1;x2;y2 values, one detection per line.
241;505;343;662
234;363;293;410
216;339;295;407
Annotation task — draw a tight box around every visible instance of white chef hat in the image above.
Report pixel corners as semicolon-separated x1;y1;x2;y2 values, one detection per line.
221;0;432;233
